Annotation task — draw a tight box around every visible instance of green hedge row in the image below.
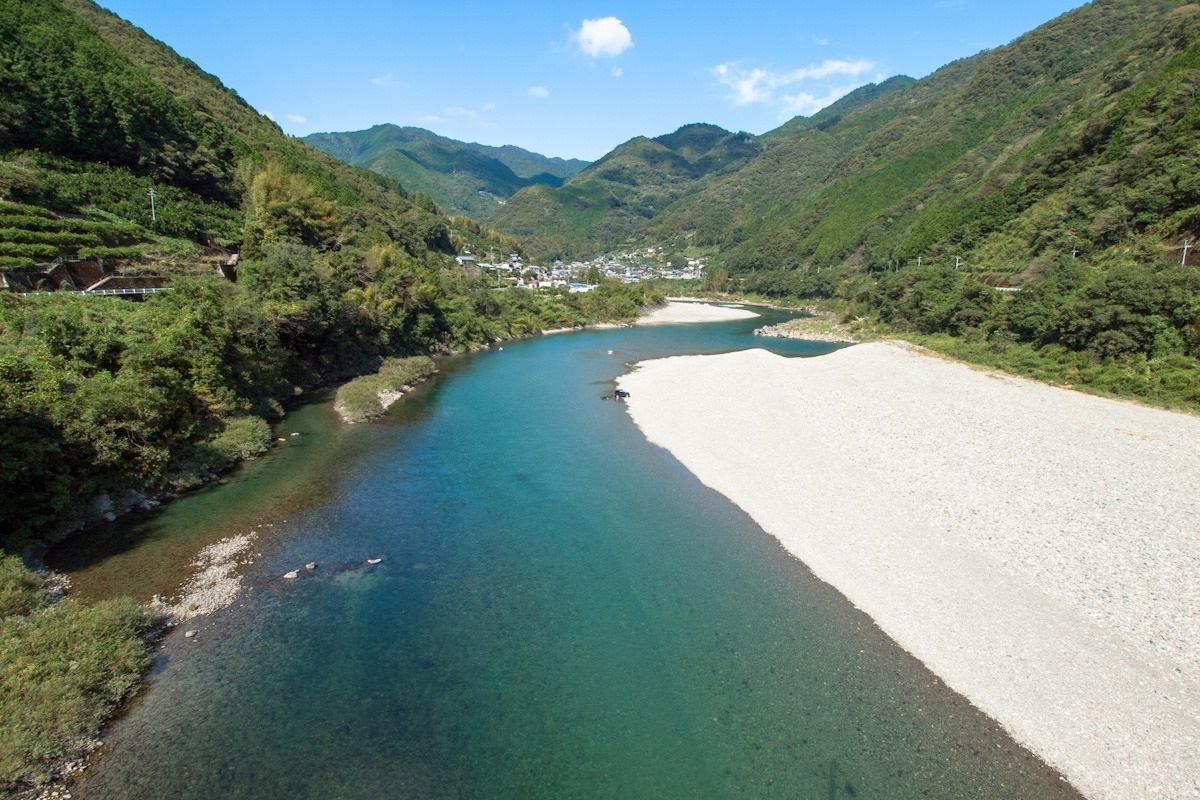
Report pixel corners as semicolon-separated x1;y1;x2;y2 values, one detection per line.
0;228;103;247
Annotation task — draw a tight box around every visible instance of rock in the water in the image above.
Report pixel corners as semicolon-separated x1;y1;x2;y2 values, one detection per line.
184;630;197;639
283;570;299;579
305;562;317;571
366;558;383;565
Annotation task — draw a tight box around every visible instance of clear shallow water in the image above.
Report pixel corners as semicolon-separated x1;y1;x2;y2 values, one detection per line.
64;310;1081;799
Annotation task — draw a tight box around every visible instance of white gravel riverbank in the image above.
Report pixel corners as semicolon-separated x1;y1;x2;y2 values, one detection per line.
149;532;257;622
618;341;1200;800
635;301;759;325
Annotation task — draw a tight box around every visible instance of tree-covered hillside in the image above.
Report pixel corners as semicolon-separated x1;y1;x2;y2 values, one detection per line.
304;124;588;218
680;0;1200;276
487;0;1200;288
485;80;917;261
485;123;764;259
0;3;662;790
0;0;658;548
480;0;1200;410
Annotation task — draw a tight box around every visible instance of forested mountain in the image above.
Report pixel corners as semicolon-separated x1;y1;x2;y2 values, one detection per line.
489;0;1200;283
484;80;916;259
304;125;588;218
484;123;764;258
661;0;1200;281
0;0;656;549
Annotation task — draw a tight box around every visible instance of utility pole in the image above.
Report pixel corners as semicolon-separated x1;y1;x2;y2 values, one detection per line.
955;256;961;271
148;188;157;225
1183;239;1191;266
917;256;922;268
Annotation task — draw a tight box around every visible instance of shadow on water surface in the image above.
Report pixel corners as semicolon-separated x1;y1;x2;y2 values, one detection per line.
45;374;453;601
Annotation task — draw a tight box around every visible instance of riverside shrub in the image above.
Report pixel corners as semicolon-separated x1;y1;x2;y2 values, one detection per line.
335;356;438;423
0;556;148;792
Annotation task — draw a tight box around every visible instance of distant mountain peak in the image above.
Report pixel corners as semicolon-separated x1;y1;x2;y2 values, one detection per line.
305;126;589;217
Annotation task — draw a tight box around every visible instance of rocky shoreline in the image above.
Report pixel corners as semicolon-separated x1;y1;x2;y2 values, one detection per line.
752;309;863;343
147;532;259;625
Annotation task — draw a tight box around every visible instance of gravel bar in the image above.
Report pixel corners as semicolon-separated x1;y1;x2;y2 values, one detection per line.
618;342;1200;800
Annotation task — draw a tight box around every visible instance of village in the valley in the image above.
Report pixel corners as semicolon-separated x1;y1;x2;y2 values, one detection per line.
457;246;705;291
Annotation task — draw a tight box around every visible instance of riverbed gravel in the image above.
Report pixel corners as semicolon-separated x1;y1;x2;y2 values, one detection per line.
619;341;1200;800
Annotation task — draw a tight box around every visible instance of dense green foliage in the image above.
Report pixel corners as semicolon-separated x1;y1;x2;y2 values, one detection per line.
305;125;588;218
485;84;916;260
335;355;439;423
647;0;1200;279
740;256;1200;409
0;253;663;546
0;0;471;263
485;0;1200;406
487;124;766;259
0;554;148;793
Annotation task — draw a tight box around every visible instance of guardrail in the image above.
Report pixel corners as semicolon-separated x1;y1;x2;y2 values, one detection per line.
17;287;173;297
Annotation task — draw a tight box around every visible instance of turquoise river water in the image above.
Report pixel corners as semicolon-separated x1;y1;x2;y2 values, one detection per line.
53;308;1082;799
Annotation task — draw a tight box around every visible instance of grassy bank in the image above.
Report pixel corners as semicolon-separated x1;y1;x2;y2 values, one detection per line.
334;356;439;423
0;555;148;795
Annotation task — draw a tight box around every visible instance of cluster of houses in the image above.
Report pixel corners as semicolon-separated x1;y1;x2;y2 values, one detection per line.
3;240;705;298
456;246;705;291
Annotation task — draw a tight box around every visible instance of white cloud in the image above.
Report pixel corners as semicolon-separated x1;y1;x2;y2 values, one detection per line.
372;73;402;87
286;113;307;124
528;85;550;98
416;105;498;132
815;38;830;47
573;17;633;58
712;59;875;113
780;84;862;116
263;111;277;121
611;66;624;78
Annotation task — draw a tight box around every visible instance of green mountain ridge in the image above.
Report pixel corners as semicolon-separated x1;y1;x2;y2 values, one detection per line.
483;80;917;259
0;0;654;548
690;0;1179;274
303;124;588;218
478;0;1200;409
488;0;1200;286
483;122;763;258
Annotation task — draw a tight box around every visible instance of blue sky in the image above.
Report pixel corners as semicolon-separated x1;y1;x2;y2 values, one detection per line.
98;0;1086;161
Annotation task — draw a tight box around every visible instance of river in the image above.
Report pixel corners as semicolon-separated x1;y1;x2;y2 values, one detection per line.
51;308;1081;799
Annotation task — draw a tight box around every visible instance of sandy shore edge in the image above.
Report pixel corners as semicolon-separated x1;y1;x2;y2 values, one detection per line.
635;300;760;325
618;342;1199;800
